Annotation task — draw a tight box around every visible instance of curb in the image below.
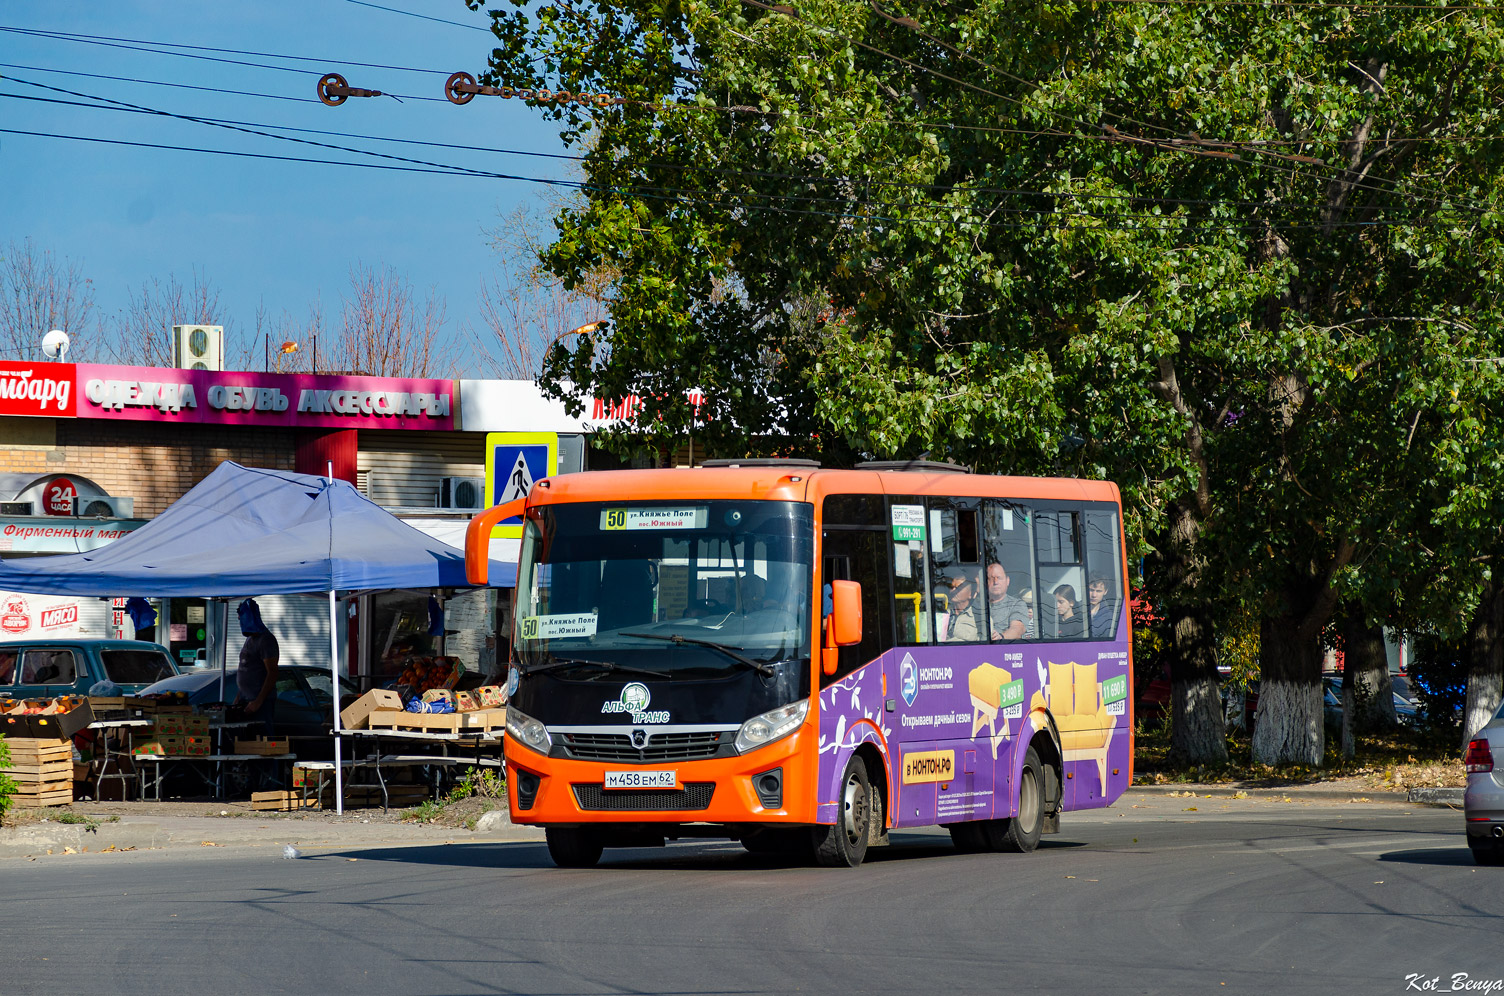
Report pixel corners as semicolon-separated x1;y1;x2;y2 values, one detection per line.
1407;787;1464;807
1128;784;1410;802
0;821;169;859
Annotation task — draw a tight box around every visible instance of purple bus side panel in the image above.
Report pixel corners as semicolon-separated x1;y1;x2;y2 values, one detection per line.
817;641;1132;829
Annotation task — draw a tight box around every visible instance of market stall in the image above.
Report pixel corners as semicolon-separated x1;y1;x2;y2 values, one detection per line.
0;461;513;812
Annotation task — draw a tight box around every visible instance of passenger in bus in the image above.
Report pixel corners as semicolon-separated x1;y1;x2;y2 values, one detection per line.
942;572;982;642
1054;584;1083;639
1088;575;1117;637
985;562;1029;641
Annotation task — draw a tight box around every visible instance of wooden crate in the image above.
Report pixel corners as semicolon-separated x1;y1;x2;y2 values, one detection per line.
460;708;507;732
249;790;324;812
11;786;73;807
232;738;291;755
365;710;463;733
8;761;72;782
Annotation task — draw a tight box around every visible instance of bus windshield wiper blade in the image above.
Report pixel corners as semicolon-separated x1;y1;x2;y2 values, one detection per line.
620;632;775;676
525;657;668;680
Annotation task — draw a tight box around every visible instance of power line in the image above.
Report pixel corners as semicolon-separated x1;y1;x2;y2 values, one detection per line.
0;61;317;103
0;24;453;76
344;0;493;33
2;125;1485;238
0;86;1475;223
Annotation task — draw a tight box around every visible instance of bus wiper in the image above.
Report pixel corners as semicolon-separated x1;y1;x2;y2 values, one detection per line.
620;632;775;677
524;658;668;679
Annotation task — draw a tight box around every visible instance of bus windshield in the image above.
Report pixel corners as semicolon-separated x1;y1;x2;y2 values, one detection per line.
513;500;813;672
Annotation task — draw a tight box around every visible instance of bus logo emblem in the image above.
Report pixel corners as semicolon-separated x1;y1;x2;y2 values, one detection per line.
631;729;648;749
620;683;650;712
900;653;918;706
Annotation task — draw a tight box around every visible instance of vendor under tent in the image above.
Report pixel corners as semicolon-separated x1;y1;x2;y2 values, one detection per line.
0;461;514;812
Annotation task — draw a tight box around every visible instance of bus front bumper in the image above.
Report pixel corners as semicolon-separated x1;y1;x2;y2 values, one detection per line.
504;728;815;827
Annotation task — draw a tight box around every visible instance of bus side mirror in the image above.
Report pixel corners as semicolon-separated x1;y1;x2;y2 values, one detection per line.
822;580;863;675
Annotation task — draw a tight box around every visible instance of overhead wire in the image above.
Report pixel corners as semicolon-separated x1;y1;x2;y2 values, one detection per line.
3;122;1486;239
343;0;494;33
0;85;1475;224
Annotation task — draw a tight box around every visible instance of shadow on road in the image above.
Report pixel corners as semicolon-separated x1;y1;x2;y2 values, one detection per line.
321;833;1086;871
1377;847;1477;867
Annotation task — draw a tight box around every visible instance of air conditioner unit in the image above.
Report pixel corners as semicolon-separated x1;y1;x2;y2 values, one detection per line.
0;501;34;515
74;496;135;518
172;324;225;371
438;476;485;509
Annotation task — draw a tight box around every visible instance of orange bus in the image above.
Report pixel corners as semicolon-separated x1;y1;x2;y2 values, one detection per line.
466;459;1133;867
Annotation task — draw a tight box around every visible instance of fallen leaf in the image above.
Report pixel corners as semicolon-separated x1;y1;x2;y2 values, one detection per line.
62;847;77;855
1065;875;1076;879
1184;806;1198;811
200;841;221;847
347;858;358;862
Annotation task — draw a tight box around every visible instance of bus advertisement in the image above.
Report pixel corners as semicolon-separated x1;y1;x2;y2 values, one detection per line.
465;460;1132;868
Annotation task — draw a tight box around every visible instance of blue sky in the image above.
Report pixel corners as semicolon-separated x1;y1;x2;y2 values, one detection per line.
0;2;572;376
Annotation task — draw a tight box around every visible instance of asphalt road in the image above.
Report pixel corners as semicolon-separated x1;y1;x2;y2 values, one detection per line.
2;794;1496;996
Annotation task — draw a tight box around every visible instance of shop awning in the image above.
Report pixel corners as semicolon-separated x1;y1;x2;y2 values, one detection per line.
0;461;515;596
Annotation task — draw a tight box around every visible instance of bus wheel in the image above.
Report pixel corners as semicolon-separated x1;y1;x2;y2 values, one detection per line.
546;827;603;868
813;757;871;868
999;746;1045;853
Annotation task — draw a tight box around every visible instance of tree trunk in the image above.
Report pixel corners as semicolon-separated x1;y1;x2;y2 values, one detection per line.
1169;601;1229;765
1252;612;1324;766
1159;498;1227;766
1464;577;1504;745
1340;606;1396;759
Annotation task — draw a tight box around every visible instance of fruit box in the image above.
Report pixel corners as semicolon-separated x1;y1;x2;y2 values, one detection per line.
233;737;290;755
339;688;404;731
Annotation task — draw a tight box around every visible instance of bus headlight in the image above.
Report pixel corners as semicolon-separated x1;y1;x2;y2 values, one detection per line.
735;700;809;754
506;707;552;753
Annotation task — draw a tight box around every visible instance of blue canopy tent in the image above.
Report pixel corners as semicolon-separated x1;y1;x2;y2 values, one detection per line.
0;461;514;595
0;461;515;811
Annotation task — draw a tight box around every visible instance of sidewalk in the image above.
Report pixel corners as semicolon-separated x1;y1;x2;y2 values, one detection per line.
0;801;544;861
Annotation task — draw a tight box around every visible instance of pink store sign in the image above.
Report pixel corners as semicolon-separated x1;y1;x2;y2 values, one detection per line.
74;364;455;430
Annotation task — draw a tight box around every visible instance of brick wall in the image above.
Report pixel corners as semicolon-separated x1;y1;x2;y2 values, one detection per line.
51;421;297;516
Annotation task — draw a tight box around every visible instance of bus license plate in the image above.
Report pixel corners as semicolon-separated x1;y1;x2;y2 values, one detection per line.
604;770;678;790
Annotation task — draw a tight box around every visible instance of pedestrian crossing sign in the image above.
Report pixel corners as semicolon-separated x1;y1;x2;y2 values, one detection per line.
484;432;557;537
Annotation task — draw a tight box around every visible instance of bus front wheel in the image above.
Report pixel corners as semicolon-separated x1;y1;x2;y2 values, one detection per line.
999;746;1045;853
546;827;603;868
813;757;872;868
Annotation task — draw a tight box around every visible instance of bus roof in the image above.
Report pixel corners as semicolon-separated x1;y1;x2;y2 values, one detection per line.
528;466;1120;507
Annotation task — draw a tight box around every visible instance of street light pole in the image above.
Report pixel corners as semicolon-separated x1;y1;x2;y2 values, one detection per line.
539;320;606;379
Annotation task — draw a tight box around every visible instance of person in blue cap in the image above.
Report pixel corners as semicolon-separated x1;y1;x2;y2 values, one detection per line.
234;598;280;735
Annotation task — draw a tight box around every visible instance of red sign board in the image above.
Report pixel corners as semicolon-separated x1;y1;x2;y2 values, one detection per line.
40;604;79;629
0;362;75;418
74;364;456;430
1;595;30;634
43;476;78;516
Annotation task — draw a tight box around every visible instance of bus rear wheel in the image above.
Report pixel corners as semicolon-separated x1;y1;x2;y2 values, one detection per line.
813;757;871;868
546;827;603;868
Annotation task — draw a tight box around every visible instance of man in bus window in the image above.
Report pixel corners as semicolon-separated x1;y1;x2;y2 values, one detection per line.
986;562;1029;641
943;572;982;642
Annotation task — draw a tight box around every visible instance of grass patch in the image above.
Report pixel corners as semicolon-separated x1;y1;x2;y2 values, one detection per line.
1133;716;1465;789
400;769;507;826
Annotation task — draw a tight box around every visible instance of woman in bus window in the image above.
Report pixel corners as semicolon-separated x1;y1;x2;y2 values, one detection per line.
1054;584;1083;639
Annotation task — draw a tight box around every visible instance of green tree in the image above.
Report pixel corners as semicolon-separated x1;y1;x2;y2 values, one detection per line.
473;0;1504;765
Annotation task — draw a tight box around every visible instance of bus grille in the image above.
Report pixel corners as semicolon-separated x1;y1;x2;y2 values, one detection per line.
559;731;728;763
572;782;716;812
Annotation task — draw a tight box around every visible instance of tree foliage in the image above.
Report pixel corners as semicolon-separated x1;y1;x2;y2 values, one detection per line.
475;0;1504;764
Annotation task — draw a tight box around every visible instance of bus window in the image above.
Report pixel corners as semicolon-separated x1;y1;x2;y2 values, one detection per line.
889;500;934;645
1034;509;1086;640
930;501;982;643
821;529;892;685
982;500;1036;641
1083;508;1123;639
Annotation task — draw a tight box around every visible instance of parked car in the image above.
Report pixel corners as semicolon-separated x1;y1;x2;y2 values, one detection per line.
0;638;179;700
1322;676;1418;727
1463;705;1504;865
137;665;358;746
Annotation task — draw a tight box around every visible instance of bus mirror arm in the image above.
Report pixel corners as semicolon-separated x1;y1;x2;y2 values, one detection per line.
464;497;527;585
822;580;864;675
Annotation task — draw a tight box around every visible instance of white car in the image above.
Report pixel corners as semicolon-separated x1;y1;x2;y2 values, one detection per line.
1464;709;1504;865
